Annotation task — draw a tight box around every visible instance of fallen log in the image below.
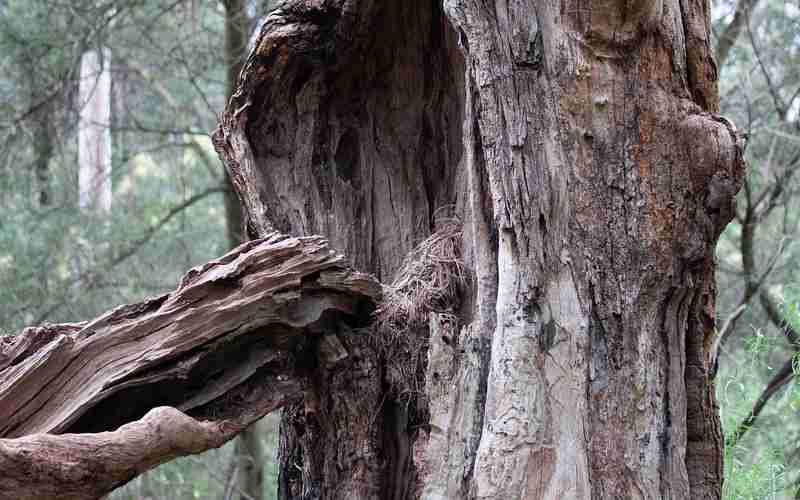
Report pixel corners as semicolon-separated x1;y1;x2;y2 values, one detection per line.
0;233;379;500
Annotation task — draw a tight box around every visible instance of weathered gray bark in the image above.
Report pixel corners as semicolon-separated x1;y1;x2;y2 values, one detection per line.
214;1;744;499
0;234;378;500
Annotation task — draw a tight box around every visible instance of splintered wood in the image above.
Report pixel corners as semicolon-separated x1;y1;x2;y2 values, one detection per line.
0;233;379;500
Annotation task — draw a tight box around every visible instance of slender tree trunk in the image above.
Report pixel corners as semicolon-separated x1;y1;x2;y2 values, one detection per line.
716;0;760;67
236;419;266;500
23;50;57;209
78;48;112;213
73;47;113;290
32;102;54;206
223;0;247;248
223;2;263;499
215;1;745;498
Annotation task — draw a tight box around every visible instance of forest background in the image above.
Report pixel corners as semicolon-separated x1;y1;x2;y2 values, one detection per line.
0;0;798;498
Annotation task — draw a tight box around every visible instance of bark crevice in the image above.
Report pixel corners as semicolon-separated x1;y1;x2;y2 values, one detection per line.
214;1;744;498
217;2;469;498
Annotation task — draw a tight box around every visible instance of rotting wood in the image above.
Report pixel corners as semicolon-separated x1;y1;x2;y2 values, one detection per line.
0;233;379;500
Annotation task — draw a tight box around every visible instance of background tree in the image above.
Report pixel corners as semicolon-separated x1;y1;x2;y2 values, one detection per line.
222;1;267;498
711;1;800;496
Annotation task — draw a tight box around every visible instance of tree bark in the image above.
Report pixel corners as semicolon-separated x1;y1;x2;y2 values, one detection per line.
1;407;238;500
223;0;249;247
214;1;744;499
0;234;378;500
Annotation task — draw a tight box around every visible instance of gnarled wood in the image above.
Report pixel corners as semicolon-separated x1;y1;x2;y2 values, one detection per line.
0;233;378;500
215;1;744;499
1;0;743;498
1;407;267;500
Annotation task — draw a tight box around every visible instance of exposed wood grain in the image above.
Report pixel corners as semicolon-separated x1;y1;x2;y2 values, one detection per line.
214;1;744;499
0;233;378;500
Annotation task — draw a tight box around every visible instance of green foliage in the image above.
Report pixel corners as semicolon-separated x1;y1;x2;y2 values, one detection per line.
0;0;231;331
0;139;227;330
713;0;800;495
718;323;800;498
724;444;789;500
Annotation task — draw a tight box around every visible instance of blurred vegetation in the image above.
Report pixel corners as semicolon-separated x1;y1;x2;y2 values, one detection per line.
0;0;232;330
0;1;279;498
1;0;800;498
714;0;800;498
721;328;797;499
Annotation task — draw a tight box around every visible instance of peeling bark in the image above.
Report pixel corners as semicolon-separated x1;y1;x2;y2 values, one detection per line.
0;234;378;500
215;1;743;499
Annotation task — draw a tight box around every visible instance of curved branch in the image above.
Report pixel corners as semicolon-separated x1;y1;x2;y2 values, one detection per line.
728;356;795;447
711;237;784;366
727;285;800;447
716;0;760;68
0;234;380;499
746;20;787;118
109;186;226;267
760;289;800;346
0;407;246;500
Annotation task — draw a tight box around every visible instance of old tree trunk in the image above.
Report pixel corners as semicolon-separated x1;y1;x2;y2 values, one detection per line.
213;1;743;499
0;1;743;499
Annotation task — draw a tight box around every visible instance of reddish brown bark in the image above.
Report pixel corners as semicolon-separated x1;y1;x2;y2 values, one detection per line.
0;1;743;499
214;1;744;499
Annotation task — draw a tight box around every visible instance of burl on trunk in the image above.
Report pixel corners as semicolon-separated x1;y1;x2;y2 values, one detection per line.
215;0;743;499
0;1;743;499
